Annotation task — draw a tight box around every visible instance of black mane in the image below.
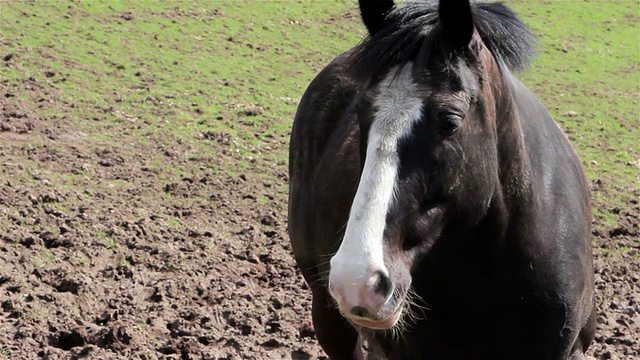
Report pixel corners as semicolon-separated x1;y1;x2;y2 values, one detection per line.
350;1;537;80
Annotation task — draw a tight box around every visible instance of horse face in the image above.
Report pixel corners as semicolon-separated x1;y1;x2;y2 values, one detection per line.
329;44;500;330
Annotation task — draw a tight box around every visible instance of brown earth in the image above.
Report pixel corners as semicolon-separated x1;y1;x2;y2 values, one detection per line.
1;15;639;360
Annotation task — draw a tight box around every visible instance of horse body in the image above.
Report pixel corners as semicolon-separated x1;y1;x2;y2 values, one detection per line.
288;1;595;359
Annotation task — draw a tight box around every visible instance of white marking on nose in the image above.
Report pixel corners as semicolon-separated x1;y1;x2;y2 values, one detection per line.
329;63;423;312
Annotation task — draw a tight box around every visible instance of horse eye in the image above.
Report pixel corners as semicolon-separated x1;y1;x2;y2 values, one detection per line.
439;113;463;136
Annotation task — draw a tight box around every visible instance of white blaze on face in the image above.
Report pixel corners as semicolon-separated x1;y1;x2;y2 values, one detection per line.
329;63;423;310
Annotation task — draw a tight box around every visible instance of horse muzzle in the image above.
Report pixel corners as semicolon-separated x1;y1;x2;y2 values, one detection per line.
346;303;403;330
328;267;403;329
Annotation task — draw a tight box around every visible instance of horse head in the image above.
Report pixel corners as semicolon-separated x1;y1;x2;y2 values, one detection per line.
328;0;535;330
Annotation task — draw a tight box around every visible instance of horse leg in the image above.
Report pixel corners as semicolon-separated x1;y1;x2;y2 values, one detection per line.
568;299;597;360
312;288;363;360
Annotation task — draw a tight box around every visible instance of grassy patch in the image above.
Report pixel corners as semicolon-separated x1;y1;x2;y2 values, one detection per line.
511;1;639;202
1;1;362;166
2;1;636;235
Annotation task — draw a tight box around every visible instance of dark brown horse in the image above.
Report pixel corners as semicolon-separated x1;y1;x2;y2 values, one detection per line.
288;0;595;359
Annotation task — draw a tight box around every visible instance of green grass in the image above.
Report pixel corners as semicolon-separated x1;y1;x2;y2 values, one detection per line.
1;0;362;161
512;0;639;188
33;246;56;269
509;0;639;233
1;0;637;235
98;232;118;250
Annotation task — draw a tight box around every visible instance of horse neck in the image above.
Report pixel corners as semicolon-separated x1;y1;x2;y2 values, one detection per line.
490;65;534;205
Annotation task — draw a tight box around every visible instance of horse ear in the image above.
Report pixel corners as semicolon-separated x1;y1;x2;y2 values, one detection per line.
438;0;475;48
359;0;394;36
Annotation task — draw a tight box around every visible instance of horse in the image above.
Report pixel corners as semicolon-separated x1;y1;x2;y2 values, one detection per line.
288;0;596;359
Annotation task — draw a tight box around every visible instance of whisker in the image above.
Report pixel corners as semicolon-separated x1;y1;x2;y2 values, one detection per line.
369;285;431;342
309;267;331;287
306;221;348;289
332;221;348;249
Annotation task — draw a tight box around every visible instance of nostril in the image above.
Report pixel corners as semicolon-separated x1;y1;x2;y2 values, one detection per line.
350;306;369;318
373;270;393;299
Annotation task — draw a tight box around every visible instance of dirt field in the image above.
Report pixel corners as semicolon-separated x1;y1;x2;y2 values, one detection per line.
1;2;638;360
